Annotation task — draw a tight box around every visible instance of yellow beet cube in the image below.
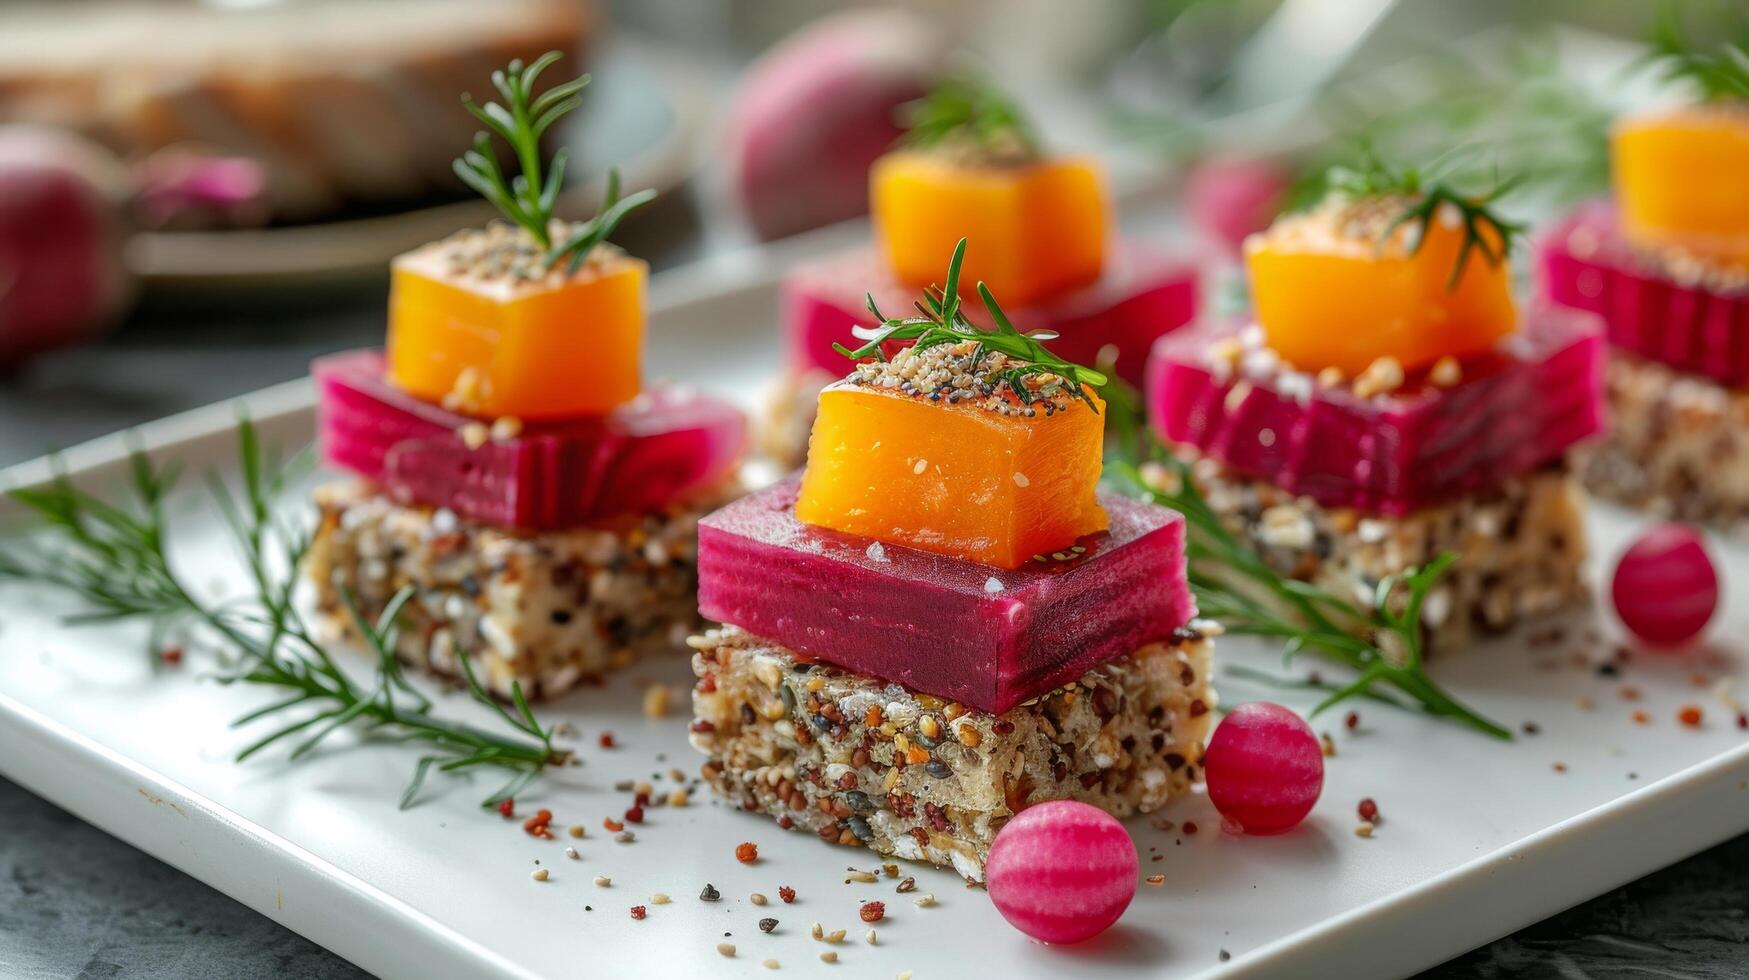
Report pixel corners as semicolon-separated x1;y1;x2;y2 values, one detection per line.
386;230;645;420
1613;107;1749;268
870;151;1108;307
794;378;1107;570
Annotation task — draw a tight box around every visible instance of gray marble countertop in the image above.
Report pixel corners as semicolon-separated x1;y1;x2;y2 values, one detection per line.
2;279;1745;980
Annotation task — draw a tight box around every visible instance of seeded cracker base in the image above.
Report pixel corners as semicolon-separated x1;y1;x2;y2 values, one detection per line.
303;479;738;700
687;624;1215;882
1149;457;1589;653
1582;354;1749;540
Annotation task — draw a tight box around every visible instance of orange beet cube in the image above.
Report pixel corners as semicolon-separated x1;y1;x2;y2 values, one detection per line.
870;151;1108;307
794;379;1107;569
1246;203;1518;377
1613;107;1749;268
386;231;645;420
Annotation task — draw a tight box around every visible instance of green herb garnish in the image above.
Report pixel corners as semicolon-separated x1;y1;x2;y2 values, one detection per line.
899;72;1040;161
0;421;570;809
454;51;656;272
1640;3;1749;103
1102;396;1510;740
832;238;1108;412
1323;144;1525;291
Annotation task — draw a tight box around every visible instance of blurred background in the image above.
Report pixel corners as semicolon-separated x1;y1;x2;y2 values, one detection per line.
1;0;1747;977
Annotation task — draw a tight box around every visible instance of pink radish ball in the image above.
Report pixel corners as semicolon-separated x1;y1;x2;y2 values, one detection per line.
722;8;943;241
986;800;1137;944
1184;155;1293;257
0;125;133;369
1611;523;1718;648
1204;701;1323;835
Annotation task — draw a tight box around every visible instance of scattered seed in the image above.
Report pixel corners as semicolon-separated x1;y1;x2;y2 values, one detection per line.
845;870;878;884
866;929;878;945
1182;820;1199;835
811;923;824;940
530;868;549;882
820;951;839;964
668;789;690;807
914;894;936;908
1553;762;1568;773
651;893;671;905
750;892;768;906
895;876;916;893
1355;822;1375;838
759;917;778;934
567;825;585;839
778;886;796;903
717;942;736;957
615;832;635;843
564;847;580;860
630;905;646;920
825;929;847;943
736;841;759;864
1319;733;1336;758
1144;874;1166;886
762;960;780;970
1345;710;1360;731
594;875;611;887
1679;704;1704;727
700;883;720;902
1358;798;1379;823
860;901;885;922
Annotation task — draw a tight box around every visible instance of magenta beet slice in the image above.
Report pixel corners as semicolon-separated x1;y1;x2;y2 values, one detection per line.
1540;203;1749;386
697;476;1194;713
782;242;1199;385
315;350;746;529
1146;307;1606;515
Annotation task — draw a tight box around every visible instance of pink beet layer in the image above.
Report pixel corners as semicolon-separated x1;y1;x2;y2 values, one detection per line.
1146;307;1606;515
986;801;1138;944
782;242;1198;384
1540;203;1749;387
696;476;1194;713
315;350;746;529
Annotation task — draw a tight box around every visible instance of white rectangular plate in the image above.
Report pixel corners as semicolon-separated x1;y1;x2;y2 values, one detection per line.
2;265;1746;980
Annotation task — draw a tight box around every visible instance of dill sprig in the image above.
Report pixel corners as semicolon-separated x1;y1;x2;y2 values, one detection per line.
1640;3;1749;103
899;72;1041;161
0;420;571;809
1323;144;1526;291
454;51;656;271
832;238;1108;412
1102;401;1510;740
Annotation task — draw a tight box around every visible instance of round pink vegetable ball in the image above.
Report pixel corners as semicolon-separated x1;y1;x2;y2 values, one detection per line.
1204;701;1324;835
1612;523;1719;648
986;801;1137;944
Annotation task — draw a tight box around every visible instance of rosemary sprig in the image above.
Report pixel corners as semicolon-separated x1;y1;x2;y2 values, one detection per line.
831;238;1109;411
453;51;656;270
1323;144;1526;291
1101;400;1510;740
1639;3;1749;103
899;71;1041;160
0;420;571;808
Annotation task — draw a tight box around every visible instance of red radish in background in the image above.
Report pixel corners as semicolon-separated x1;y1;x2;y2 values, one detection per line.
723;8;945;241
0;126;133;369
1184;155;1294;257
0;125;262;370
1611;523;1719;649
986;800;1137;944
1204;701;1324;835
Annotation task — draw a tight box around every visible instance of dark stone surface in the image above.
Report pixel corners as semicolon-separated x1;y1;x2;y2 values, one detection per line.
2;245;1745;980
